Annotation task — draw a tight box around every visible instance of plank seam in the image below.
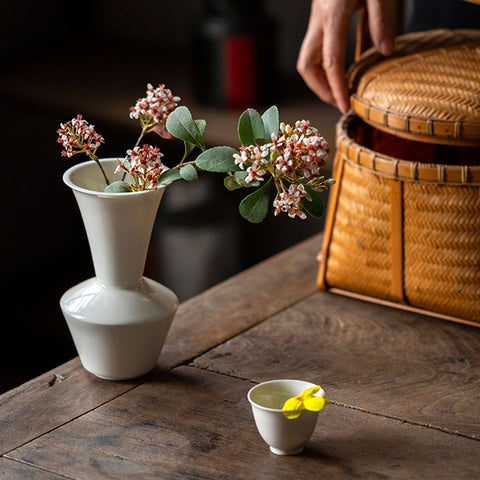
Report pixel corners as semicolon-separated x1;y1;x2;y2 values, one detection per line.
1;385;140;457
182;365;480;442
1;455;76;479
333;401;480;442
176;289;319;369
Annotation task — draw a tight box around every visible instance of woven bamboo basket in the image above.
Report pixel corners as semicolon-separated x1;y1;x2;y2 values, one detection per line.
318;28;480;326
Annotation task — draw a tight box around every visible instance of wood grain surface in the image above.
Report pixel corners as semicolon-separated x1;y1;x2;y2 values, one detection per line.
0;235;321;455
4;366;479;480
193;290;480;440
0;359;140;454
0;457;67;480
2;232;479;479
159;233;322;370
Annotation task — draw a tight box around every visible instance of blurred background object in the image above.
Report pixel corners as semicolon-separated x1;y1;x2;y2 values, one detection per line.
192;0;278;108
0;0;360;393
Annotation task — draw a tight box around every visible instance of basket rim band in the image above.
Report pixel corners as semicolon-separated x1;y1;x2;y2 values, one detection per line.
337;113;480;184
350;95;480;146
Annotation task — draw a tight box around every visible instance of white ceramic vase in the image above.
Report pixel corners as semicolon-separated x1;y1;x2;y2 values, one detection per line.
248;379;322;455
60;158;178;380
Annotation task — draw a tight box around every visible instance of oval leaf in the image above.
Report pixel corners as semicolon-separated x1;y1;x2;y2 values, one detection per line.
166;106;204;149
196;146;240;172
262;105;279;140
151;124;175;139
224;175;243;191
104;180;132;193
195;119;207;135
179;164;199;182
238;108;265;146
303;186;325;218
158;168;182;186
183;119;207;159
238;179;272;223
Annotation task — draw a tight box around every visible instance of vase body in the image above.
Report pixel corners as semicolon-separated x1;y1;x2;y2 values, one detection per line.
60;159;178;380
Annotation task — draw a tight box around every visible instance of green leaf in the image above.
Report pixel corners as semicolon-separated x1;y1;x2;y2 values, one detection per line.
223;171;260;191
166;106;204;149
238;108;265;146
303;186;325;218
179;164;199;182
103;180;132;193
195;119;207;135
224;175;244;191
195;146;240;172
158;168;182;186
262;105;279;140
239;179;272;223
234;171;260;187
183;119;207;159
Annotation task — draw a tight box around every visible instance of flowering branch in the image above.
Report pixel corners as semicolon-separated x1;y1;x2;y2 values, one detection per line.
115;144;166;191
130;83;180;135
128;83;181;156
189;106;335;223
57;84;335;222
57;115;110;185
233;115;333;220
57;84;187;192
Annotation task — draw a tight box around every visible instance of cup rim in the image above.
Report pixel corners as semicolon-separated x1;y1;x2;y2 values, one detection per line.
247;379;319;413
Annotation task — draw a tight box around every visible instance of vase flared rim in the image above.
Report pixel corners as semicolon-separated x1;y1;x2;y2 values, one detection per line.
63;158;166;197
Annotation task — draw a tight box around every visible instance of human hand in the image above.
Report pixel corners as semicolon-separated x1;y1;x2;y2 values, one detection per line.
297;0;395;113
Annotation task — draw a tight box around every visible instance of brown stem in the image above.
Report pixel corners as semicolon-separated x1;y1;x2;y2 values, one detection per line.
134;129;146;149
89;152;110;185
95;159;111;186
172;159;196;169
122;128;147;181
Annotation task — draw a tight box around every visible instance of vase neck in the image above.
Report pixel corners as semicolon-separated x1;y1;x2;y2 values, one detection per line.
64;159;165;287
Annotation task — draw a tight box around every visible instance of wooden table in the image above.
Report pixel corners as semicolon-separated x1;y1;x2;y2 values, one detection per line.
1;233;479;479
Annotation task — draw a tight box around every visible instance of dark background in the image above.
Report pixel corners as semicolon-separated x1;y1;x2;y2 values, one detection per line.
0;0;423;393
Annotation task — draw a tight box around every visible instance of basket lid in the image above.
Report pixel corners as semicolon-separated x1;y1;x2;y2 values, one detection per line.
349;29;480;146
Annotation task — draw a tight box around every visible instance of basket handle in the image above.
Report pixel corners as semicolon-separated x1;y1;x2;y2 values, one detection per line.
354;8;372;61
354;1;405;61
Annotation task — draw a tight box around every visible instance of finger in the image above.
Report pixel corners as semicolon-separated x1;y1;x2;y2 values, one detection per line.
322;10;352;113
297;30;337;107
366;0;395;55
297;1;337;107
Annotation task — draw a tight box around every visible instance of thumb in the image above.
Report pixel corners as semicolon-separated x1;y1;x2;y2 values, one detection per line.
366;0;395;56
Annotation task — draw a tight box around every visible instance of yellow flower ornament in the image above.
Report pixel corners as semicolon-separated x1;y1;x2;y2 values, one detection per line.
282;385;330;419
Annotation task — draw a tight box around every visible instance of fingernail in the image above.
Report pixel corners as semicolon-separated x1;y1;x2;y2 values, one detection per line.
339;100;349;115
379;37;394;56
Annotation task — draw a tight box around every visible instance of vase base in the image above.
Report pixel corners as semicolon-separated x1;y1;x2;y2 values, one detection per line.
85;366;155;381
270;446;305;456
61;277;178;380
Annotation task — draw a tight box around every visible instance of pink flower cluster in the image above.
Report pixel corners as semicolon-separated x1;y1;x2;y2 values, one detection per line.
284;120;329;179
233;120;329;218
273;183;308;219
57;115;104;159
57;83;183;191
130;83;180;131
116;144;166;190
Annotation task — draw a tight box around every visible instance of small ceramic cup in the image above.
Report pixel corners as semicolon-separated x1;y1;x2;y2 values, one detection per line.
247;379;322;455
